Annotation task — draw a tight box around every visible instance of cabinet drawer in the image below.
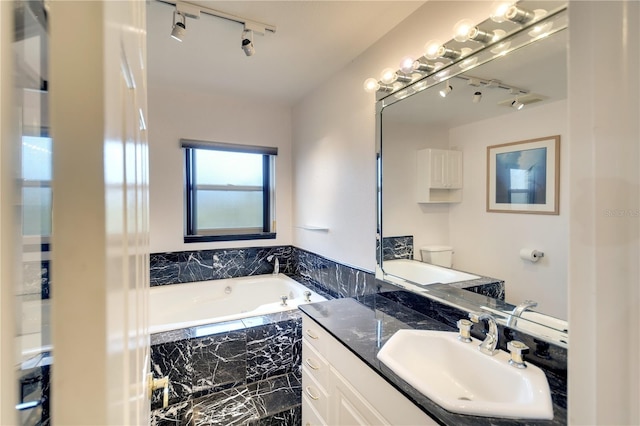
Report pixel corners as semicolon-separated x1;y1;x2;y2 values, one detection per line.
302;365;329;419
302;394;328;426
302;339;330;389
302;316;330;354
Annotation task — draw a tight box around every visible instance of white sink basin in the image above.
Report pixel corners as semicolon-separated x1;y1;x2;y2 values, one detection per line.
377;329;554;419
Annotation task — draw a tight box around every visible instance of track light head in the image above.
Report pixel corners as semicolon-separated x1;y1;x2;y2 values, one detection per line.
241;30;255;56
439;82;453;98
473;91;482;103
511;98;525;110
171;11;187;41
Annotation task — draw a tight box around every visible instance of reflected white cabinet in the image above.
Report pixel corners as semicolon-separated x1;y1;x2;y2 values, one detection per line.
301;315;437;426
416;148;463;203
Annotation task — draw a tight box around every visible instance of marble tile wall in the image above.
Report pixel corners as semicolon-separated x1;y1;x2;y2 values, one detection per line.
150;312;302;425
150;246;294;286
151;245;384;300
290;247;384;299
379;235;414;262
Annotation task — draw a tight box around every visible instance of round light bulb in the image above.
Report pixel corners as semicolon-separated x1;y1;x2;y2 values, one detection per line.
453;19;474;42
399;56;416;74
424;40;442;60
363;78;380;93
380;68;397;84
490;1;513;23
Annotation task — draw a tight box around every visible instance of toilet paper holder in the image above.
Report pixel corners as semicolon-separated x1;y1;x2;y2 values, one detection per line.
520;248;544;262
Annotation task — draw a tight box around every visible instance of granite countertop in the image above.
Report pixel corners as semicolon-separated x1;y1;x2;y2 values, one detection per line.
299;291;567;426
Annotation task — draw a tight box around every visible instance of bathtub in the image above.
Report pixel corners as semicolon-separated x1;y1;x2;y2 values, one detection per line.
382;259;479;285
149;274;326;334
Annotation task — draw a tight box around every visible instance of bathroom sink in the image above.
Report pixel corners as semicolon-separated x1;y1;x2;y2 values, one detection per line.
376;329;553;419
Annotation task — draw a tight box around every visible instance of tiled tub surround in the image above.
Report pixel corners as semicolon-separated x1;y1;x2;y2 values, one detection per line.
150;311;303;425
300;291;568;425
379;235;414;261
150;246;386;299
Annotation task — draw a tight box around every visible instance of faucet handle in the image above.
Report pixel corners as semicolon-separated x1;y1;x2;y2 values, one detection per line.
507;340;530;368
456;319;473;343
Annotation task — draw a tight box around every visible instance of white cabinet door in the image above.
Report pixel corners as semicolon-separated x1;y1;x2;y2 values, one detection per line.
301;315;438;426
416;148;463;202
332;368;390;426
428;149;449;188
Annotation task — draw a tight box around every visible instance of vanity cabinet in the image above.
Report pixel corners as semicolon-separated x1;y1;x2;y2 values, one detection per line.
301;315;437;426
416;148;463;203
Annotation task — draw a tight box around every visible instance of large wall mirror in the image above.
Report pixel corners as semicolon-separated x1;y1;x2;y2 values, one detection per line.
376;1;568;346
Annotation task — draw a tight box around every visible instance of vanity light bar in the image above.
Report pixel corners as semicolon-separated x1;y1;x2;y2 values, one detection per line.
363;0;565;97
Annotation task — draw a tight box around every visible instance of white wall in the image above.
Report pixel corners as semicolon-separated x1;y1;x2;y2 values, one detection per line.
293;1;493;271
148;85;293;253
382;120;450;251
449;100;568;319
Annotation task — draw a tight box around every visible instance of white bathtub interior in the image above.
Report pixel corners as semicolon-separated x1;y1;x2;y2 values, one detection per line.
382;259;480;286
150;274;326;334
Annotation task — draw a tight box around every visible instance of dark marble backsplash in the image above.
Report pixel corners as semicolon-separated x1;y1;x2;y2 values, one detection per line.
150;246;294;286
150;246;386;300
379;235;414;262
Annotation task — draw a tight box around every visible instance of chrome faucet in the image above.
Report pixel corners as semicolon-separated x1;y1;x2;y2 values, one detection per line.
469;312;499;356
267;255;279;275
507;300;538;327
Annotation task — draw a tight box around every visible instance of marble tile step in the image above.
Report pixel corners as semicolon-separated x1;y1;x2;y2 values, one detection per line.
151;372;301;426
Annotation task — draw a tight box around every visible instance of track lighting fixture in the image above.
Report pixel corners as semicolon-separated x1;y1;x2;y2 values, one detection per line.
166;1;276;54
439;82;453;98
241;30;255;56
511;98;525;110
473;91;482;103
171;11;187;41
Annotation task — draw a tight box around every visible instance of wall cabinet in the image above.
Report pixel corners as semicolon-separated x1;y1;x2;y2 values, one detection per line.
301;315;437;426
416;148;463;203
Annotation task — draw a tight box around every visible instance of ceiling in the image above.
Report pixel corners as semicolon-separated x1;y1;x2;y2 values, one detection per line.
147;1;425;105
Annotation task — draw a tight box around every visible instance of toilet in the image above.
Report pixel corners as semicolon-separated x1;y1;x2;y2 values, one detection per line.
419;245;454;268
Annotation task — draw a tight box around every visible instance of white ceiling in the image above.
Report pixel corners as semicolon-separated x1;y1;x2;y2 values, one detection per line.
147;1;425;105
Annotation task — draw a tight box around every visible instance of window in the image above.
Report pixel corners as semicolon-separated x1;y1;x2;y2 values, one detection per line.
182;139;277;242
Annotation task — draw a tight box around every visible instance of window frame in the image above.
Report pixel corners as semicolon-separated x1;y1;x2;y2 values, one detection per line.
182;139;277;243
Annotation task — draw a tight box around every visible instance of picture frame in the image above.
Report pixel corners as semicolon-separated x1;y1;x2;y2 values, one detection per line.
486;135;560;214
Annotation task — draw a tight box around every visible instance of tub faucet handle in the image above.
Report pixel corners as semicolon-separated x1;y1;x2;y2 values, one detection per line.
303;291;312;302
280;295;288;306
267;255;280;275
147;373;170;408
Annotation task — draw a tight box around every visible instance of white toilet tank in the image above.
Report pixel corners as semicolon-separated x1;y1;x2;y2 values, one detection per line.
420;245;453;268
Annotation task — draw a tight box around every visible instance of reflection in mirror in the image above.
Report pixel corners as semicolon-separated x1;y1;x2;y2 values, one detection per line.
376;3;568;346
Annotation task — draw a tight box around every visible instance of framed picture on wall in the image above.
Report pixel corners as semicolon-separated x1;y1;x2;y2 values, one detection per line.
486;135;560;214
